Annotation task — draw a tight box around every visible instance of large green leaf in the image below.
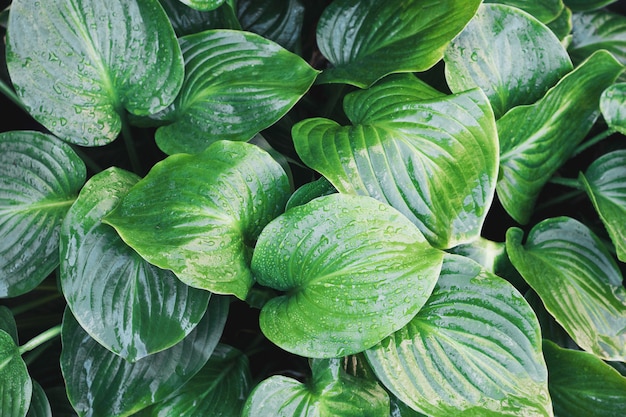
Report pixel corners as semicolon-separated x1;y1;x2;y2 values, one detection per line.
600;83;626;134
293;79;498;249
444;3;572;118
61;297;227;417
158;0;240;36
0;330;32;417
237;0;305;51
543;340;626;417
6;0;183;146
315;0;482;88
242;358;390;416
26;381;52;417
484;0;564;24
252;193;444;358
365;254;552;417
154;29;318;155
104;141;290;300
0;131;86;297
496;50;623;224
60;167;210;362
565;0;621;12
569;10;626;65
506;217;626;361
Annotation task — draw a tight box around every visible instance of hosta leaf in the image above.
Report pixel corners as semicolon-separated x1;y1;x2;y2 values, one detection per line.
496;50;623;224
61;297;227;417
178;0;226;11
564;0;621;12
600;83;626;134
315;0;482;88
104;141;290;300
543;340;626;417
60;167;210;362
154;30;318;155
237;0;305;51
547;6;573;42
6;0;183;146
285;176;337;211
46;387;78;417
252;194;444;358
26;381;52;417
158;0;240;36
0;329;32;417
484;0;564;24
365;254;552;417
444;3;572;118
242;358;389;416
0;306;18;344
293;82;498;249
0;131;85;297
506;217;626;361
569;10;626;65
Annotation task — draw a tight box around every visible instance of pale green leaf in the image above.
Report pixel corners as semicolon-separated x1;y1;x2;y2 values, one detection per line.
600;83;626;134
484;0;564;24
569;10;626;65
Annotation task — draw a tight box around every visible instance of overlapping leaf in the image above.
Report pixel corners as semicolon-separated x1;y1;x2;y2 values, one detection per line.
506;217;626;361
158;0;240;36
600;83;626;134
569;10;626;65
496;50;623;224
0;330;32;417
484;0;564;24
365;255;552;417
60;167;210;362
104;141;290;300
6;0;183;146
252;194;443;358
547;6;573;42
565;0;621;12
178;0;226;11
0;306;18;344
237;0;305;51
0;131;86;297
293;77;498;249
26;381;52;417
315;0;481;87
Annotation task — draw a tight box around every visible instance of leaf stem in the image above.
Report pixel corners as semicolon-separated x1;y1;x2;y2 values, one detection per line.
18;324;62;356
573;129;615;157
548;177;582;190
120;111;142;175
10;293;62;316
0;77;27;112
536;189;584;211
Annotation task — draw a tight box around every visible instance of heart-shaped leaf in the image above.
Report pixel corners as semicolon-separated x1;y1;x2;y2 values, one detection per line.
484;0;564;24
60;167;210;362
252;193;444;358
61;297;227;417
506;217;626;361
444;3;572;118
6;0;183;146
365;254;552;417
158;0;241;37
0;131;86;297
178;0;226;11
242;358;390;416
154;29;318;155
104;140;290;300
237;0;305;51
569;10;626;65
293;80;498;249
496;50;623;224
26;381;52;417
0;329;32;417
600;83;626;134
0;306;18;345
315;0;482;88
543;339;626;417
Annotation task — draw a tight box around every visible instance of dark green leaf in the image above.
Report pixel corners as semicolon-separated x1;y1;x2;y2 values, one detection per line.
60;167;210;362
600;83;626;134
0;131;86;297
26;381;52;417
46;387;78;417
252;194;444;358
0;306;18;345
569;10;626;65
158;0;241;36
238;0;305;51
564;0;621;12
178;0;226;11
285;176;336;211
0;329;32;417
484;0;564;24
547;6;573;41
506;218;626;360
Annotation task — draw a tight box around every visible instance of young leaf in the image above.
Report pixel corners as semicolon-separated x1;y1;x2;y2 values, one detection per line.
0;329;32;417
293;82;498;249
26;381;52;417
444;3;572;118
252;194;444;358
6;0;184;146
506;217;626;361
61;297;227;417
315;0;482;88
237;0;305;51
569;10;626;65
484;0;564;24
496;50;623;224
60;167;210;362
600;83;626;134
0;131;86;297
104;141;290;300
154;30;318;155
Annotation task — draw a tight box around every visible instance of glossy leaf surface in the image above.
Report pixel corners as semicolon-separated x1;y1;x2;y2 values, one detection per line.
293;80;498;249
506;217;626;360
252;194;443;358
26;381;52;417
178;0;225;11
569;10;626;65
365;255;552;417
104;141;290;300
285;176;336;211
445;3;572;118
315;0;481;87
496;50;623;224
484;0;564;24
600;83;626;134
61;297;227;417
0;131;85;297
6;0;183;146
238;0;305;51
547;6;573;42
0;330;32;417
60;168;210;362
158;0;240;36
154;30;318;155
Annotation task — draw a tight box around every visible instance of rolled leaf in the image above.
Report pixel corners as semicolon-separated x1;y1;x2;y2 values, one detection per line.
600;83;626;134
0;330;32;417
237;0;305;51
484;0;564;24
569;10;626;65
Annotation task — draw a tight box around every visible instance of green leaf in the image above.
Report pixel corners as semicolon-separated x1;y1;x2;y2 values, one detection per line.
237;0;305;51
178;0;226;11
484;0;564;24
252;194;444;358
0;131;86;297
154;29;318;155
242;358;390;416
0;306;18;345
61;297;227;417
315;0;482;88
506;217;626;361
285;176;337;211
365;254;552;417
543;340;626;417
547;6;573;42
444;3;572;118
46;387;78;417
158;0;241;36
293;81;498;249
26;381;52;417
564;0;621;12
104;141;290;300
0;329;32;417
496;50;623;224
569;10;626;65
6;0;183;146
600;83;626;134
60;167;210;362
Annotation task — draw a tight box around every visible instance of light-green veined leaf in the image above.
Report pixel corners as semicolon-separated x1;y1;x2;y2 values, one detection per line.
237;0;305;51
484;0;564;24
600;83;626;134
26;381;52;417
0;329;32;417
569;10;626;65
